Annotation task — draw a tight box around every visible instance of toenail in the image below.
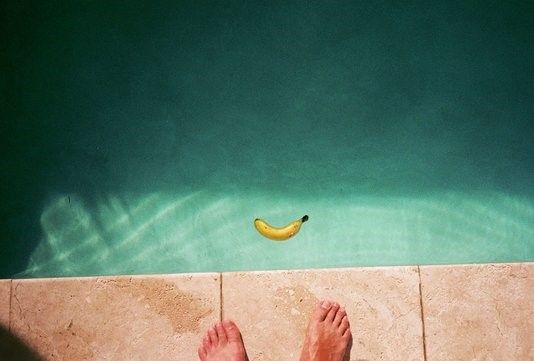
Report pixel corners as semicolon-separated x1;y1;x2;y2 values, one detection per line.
321;300;332;309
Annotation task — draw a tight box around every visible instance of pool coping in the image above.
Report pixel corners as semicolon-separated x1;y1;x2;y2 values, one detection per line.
1;262;533;360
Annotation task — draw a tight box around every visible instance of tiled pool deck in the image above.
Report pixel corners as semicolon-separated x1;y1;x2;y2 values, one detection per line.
0;263;532;360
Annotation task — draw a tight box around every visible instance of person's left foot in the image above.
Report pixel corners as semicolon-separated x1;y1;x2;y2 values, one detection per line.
198;320;248;361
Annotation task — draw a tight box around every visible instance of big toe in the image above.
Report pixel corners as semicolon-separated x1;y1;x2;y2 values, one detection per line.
222;320;242;343
311;300;333;322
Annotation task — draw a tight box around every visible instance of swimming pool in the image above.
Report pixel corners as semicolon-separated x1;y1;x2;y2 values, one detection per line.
2;1;533;278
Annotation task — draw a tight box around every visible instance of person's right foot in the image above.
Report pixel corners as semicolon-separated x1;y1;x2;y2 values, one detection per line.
299;300;352;361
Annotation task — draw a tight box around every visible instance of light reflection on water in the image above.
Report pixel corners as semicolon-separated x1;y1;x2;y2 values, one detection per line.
19;190;534;277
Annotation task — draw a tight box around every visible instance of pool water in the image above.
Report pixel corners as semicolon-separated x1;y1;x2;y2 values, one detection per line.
19;190;533;277
2;1;533;278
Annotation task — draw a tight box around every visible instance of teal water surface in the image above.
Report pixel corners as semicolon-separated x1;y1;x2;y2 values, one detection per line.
1;0;533;278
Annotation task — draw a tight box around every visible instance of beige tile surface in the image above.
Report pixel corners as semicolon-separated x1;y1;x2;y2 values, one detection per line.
420;263;534;361
222;266;423;361
0;280;10;328
10;273;220;361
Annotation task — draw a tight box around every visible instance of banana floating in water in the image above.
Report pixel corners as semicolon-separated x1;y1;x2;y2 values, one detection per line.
254;215;309;241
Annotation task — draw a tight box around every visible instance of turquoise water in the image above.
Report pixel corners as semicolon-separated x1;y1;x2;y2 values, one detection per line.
2;1;533;278
21;191;533;276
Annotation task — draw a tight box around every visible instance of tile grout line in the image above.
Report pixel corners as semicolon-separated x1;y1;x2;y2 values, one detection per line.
8;279;12;331
417;266;428;361
219;273;223;321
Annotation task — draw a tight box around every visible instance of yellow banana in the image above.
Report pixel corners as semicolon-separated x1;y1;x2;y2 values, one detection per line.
254;215;309;241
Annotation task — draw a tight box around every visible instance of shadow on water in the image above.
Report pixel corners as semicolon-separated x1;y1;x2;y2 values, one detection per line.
1;0;533;277
0;325;43;361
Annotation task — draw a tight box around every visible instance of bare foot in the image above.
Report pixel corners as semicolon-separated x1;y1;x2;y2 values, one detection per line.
198;320;249;361
299;300;352;361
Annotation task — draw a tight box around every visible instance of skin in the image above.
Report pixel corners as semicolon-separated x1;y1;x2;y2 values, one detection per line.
197;300;351;361
299;300;352;361
198;320;248;361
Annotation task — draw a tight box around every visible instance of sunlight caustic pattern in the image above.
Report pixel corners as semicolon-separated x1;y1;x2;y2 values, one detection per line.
19;191;534;277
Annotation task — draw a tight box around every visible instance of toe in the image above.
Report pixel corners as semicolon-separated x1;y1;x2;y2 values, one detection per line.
203;334;211;350
216;322;228;344
342;325;352;341
312;300;333;322
333;306;346;327
325;302;340;322
208;325;218;345
222;320;242;343
197;344;207;361
340;315;350;334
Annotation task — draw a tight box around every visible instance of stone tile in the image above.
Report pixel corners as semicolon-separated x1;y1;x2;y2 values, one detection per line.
222;267;423;361
0;280;10;328
10;273;220;361
420;263;534;361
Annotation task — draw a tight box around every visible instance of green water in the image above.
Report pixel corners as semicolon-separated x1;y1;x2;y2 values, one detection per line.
1;1;533;278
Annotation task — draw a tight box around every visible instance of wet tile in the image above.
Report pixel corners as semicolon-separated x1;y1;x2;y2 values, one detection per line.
222;266;423;361
0;280;10;327
10;273;220;361
420;263;534;361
